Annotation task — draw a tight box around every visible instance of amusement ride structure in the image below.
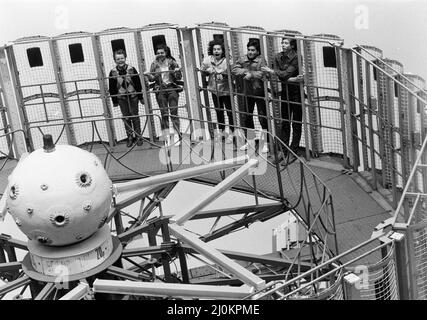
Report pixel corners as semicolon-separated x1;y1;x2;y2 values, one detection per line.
0;22;426;300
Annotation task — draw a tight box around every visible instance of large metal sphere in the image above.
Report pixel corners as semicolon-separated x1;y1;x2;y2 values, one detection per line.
6;144;113;246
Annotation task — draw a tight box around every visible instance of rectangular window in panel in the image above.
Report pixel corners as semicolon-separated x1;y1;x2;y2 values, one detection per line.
69;43;84;63
152;35;167;54
27;47;43;67
111;39;126;55
322;46;336;68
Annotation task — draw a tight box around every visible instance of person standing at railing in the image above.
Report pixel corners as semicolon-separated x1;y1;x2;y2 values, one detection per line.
200;39;234;144
232;40;269;154
261;38;304;158
145;44;183;147
108;49;144;147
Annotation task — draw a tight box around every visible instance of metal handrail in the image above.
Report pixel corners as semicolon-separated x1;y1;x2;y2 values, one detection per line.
350;47;427;106
355;44;427;94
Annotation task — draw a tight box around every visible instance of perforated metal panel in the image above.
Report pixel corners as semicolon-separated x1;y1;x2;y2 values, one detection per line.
0;85;11;157
55;34;110;145
309;36;343;154
11;39;70;149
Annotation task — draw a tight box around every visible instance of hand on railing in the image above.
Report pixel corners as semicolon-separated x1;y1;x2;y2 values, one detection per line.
288;75;304;83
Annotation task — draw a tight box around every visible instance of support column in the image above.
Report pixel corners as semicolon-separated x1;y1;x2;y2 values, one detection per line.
297;38;310;161
365;60;378;188
134;31;156;142
179;28;203;140
0;47;27;157
335;47;349;167
91;35;116;147
48;39;76;146
344;49;360;172
390;230;410;300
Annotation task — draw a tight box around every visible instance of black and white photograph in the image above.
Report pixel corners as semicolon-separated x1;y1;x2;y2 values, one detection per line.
0;0;426;305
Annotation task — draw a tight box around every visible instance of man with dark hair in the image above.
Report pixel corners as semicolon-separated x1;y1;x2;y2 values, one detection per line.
108;49;144;147
262;38;304;156
232;40;269;153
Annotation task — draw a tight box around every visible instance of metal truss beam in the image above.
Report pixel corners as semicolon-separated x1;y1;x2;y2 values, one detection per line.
117;216;170;243
34;282;55;300
132;182;178;227
181;246;312;271
200;205;287;242
169;224;266;290
0;234;28;251
106;266;151;281
115;183;171;210
93;279;252;299
0;275;31;296
115;156;249;194
189;176;282;202
0;261;21;273
174;159;259;224
122;243;174;258
59;282;89;300
190;203;283;220
191;273;310;286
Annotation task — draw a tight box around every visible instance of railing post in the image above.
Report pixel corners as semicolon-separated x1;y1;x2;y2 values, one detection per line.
48;39;77;146
335;46;349;168
390;229;411;299
90;34;116;148
179;27;204;141
296;38;310;161
375;60;389;191
223;30;239;138
355;50;369;172
385;76;398;208
344;49;360;172
259;35;274;153
134;30;156;143
0;90;13;155
365;60;378;189
343;273;362;300
193;27;210;140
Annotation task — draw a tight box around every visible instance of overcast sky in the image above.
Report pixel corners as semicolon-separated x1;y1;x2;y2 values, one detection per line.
0;0;426;81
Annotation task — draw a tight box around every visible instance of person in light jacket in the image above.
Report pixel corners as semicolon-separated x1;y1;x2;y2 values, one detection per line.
145;44;183;146
201;39;235;144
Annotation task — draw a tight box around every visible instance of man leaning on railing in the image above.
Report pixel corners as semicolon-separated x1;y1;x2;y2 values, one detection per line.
261;37;304;160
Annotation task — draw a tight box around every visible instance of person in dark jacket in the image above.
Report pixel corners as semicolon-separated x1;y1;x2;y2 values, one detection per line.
262;38;304;154
108;49;144;147
232;40;269;153
145;44;182;147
